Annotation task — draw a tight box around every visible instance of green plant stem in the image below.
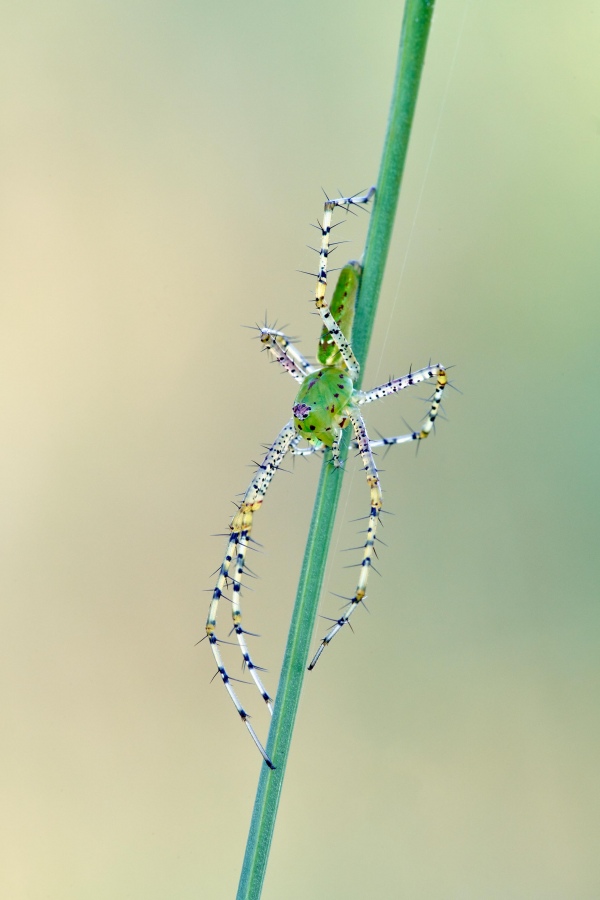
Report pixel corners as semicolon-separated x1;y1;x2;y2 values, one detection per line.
355;0;435;370
237;3;436;897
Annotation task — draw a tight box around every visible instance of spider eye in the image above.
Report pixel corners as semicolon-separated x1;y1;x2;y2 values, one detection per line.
292;402;311;421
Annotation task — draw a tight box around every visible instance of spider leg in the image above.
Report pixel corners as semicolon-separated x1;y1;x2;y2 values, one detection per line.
290;431;341;465
315;188;375;380
258;327;315;383
356;363;447;445
356;362;446;406
330;435;342;468
367;432;421;449
206;419;296;768
308;408;382;669
290;434;324;457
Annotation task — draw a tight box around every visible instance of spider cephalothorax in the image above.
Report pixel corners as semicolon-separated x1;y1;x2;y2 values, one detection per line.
292;262;358;448
206;188;447;768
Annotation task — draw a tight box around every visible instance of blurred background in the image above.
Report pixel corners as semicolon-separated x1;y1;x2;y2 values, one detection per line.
1;1;599;897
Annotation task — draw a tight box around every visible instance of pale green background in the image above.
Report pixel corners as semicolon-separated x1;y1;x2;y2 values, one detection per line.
1;1;599;897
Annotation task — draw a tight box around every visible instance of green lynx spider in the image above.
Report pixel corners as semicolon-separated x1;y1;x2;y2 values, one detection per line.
206;188;447;768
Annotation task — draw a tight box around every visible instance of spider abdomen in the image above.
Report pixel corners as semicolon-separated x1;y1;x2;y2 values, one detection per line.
317;261;361;367
292;366;353;447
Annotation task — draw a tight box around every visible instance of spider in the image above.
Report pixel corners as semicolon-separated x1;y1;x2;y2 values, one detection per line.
206;188;447;768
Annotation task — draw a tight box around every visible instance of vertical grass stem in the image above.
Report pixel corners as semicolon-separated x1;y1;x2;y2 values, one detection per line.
237;3;436;896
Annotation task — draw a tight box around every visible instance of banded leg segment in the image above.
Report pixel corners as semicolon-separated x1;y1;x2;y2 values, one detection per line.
314;188;375;380
356;363;447;435
259;327;315;383
290;433;323;457
290;432;343;466
308;408;382;669
292;430;437;455
206;419;296;768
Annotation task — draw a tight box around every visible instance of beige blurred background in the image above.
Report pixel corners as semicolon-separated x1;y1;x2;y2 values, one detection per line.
1;1;599;897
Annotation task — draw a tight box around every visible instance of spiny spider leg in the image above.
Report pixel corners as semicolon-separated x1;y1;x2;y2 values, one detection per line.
356;363;447;408
206;420;296;769
308;407;382;669
307;367;446;666
314;188;375;379
258;327;315;383
357;363;448;442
